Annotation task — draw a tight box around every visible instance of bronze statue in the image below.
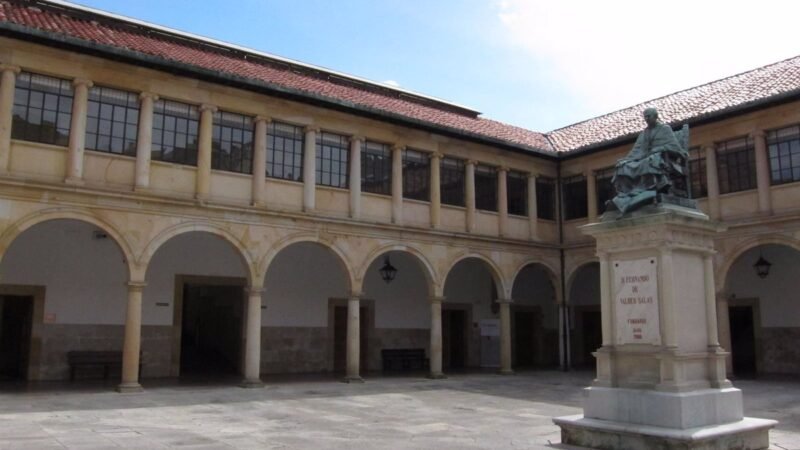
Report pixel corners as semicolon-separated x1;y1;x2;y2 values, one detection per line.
607;108;690;216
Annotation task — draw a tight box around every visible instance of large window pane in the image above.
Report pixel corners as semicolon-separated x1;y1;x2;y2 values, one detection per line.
536;177;556;220
86;85;139;156
316;132;349;188
212;111;253;174
267;122;304;182
768;125;800;186
152;99;199;166
716;136;756;194
440;157;465;207
361;140;391;195
403;148;430;201
11;72;73;146
594;166;615;215
475;164;497;211
688;147;707;198
562;174;587;220
507;171;527;216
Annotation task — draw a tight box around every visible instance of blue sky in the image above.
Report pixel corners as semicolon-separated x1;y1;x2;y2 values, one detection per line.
67;0;800;132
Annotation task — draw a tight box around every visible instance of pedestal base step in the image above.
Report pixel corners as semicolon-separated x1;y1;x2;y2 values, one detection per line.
553;414;776;450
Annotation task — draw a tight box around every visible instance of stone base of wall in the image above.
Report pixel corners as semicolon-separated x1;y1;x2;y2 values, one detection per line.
370;328;429;372
760;327;800;374
260;326;330;374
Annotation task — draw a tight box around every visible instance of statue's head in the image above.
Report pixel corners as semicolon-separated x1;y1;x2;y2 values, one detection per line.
643;108;659;128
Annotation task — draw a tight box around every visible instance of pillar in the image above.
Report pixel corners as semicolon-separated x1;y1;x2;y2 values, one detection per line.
527;173;538;240
498;167;508;237
344;293;363;382
716;293;733;373
196;103;217;200
134;92;157;190
704;144;721;220
349;136;362;219
429;296;445;378
118;281;145;393
391;145;403;224
241;287;264;388
598;252;612;347
558;301;567;370
303;127;317;212
587;170;598;221
430;152;442;229
0;64;21;173
703;255;720;349
498;298;513;375
751;130;772;214
251;116;269;207
465;160;476;232
65;78;92;184
659;248;677;348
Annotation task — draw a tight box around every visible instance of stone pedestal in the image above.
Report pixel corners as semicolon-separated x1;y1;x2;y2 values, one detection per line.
553;205;776;449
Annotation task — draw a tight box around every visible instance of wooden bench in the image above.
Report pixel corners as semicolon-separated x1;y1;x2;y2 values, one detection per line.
381;348;429;372
67;351;140;381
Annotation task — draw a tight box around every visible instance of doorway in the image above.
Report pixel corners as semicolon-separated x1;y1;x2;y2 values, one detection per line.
333;306;368;373
180;284;244;377
579;309;602;369
442;308;467;370
513;309;538;368
0;296;33;380
729;305;757;377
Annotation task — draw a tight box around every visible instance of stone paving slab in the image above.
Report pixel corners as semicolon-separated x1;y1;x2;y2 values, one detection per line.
0;371;797;449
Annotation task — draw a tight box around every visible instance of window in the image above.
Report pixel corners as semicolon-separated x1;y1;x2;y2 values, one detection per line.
403;148;430;201
562;174;588;220
475;164;497;211
595;166;615;214
716;136;756;194
536;177;556;220
767;125;800;185
212;111;253;174
267;121;304;182
688;147;707;198
316;131;349;188
85;85;139;156
507;171;527;216
440;157;465;207
11;72;73;146
361;140;391;195
152;99;199;166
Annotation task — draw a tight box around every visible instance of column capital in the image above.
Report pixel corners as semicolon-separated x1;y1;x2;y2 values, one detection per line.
466;159;477;166
246;287;265;295
350;291;364;300
254;115;271;124
702;143;716;153
0;64;21;75
304;126;320;134
199;103;218;113
527;171;539;180
127;281;147;291
498;165;509;173
72;77;93;89
429;296;446;304
496;298;514;305
430;151;444;160
350;135;364;143
392;144;405;153
749;129;766;140
139;91;159;101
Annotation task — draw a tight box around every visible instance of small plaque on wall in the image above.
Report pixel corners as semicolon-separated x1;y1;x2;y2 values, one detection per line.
613;258;660;345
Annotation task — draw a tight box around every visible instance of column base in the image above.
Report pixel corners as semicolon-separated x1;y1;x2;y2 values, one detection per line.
341;376;364;384
116;382;143;393
427;372;447;380
239;379;264;389
498;369;515;376
64;177;84;186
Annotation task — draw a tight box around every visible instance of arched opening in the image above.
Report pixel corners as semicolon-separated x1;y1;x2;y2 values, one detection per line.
362;250;433;374
144;231;250;379
0;219;129;381
724;243;800;377
511;263;559;370
443;257;502;371
262;242;351;375
567;262;601;369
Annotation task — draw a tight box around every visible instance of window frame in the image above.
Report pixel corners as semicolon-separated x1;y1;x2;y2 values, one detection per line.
507;170;528;217
687;147;707;198
440;156;466;207
402;148;430;201
266;121;304;182
536;176;556;220
151;98;200;166
211;110;254;175
716;136;756;195
316;131;350;189
475;164;498;212
361;140;392;196
594;166;615;215
11;71;74;147
767;125;800;186
85;84;139;157
562;174;588;221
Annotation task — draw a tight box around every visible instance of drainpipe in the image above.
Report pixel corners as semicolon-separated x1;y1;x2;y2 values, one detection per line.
557;163;569;371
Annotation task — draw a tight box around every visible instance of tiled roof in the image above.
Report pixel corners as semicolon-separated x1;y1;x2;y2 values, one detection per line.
0;0;555;153
548;55;800;152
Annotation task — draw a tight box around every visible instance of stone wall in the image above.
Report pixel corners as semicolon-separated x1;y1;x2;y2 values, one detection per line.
760;327;800;374
260;326;330;374
369;328;429;373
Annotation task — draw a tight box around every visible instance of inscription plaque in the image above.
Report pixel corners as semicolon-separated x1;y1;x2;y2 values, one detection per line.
613;258;660;345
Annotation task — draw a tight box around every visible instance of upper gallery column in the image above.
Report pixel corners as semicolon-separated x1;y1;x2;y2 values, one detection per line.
349;136;363;219
0;64;21;173
430;152;442;229
251;116;270;207
704;144;721;220
134;92;158;190
303;127;318;212
751;130;772;214
391;145;404;224
497;166;508;237
587;170;598;221
65;78;92;184
465;159;476;232
527;172;538;240
196;103;217;200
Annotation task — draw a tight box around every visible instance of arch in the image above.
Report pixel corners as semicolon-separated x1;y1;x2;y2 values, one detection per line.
0;208;136;280
510;259;560;300
140;221;257;285
717;235;800;292
357;243;438;297
257;233;355;293
443;252;508;299
565;259;600;306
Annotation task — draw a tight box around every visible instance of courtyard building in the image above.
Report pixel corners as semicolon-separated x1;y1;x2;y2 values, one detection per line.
0;0;797;391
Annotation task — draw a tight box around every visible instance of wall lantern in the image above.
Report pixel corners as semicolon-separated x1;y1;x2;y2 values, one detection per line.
379;256;398;283
753;254;772;279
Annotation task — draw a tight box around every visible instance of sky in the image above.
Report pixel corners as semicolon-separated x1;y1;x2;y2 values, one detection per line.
66;0;800;132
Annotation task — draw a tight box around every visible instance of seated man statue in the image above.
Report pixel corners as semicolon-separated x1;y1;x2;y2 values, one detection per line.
609;107;688;215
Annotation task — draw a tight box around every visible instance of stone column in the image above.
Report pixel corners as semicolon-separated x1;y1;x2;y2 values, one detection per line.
251;116;270;207
498;167;508;237
498;298;513;375
598;252;612;347
429;296;446;378
527;173;538;240
0;64;21;174
118;281;145;393
392;145;403;224
65;78;92;184
704;144;721;220
558;301;567;370
134;92;158;190
303;127;317;212
659;248;678;349
349;136;362;219
344;293;363;382
751;130;772;215
587;170;598;222
430;152;442;229
465;160;476;233
196;104;217;200
717;293;733;373
241;287;264;388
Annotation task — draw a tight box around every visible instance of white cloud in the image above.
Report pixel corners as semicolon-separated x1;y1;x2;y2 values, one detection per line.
382;80;401;88
495;0;800;120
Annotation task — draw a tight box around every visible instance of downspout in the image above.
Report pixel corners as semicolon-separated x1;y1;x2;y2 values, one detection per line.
557;162;569;371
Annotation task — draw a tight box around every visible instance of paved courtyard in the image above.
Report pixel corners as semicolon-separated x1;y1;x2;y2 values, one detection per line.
0;371;797;449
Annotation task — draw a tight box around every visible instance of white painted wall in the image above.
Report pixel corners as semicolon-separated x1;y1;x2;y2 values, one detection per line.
444;258;497;321
364;251;429;329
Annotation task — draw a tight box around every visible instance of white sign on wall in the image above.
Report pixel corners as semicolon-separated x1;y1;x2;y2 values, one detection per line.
612;258;660;345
